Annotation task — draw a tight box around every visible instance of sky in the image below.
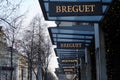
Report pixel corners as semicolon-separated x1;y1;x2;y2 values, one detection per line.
19;0;58;72
20;0;56;27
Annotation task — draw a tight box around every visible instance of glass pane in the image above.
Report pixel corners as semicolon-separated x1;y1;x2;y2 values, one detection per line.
48;16;102;21
102;0;112;3
51;29;94;34
49;0;101;2
52;34;93;39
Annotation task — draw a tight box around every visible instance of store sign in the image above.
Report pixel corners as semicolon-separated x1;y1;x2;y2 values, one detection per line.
56;68;76;74
64;71;77;74
63;66;76;69
49;2;102;16
64;68;73;71
57;71;76;74
62;59;78;63
57;42;84;49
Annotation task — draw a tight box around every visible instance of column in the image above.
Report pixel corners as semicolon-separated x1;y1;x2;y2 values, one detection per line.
85;48;91;80
94;23;107;80
80;57;87;80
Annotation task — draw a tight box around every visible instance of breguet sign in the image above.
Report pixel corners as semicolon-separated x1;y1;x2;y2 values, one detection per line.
57;42;84;49
49;2;102;16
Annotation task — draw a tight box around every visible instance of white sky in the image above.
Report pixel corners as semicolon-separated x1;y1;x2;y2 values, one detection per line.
20;0;56;27
20;0;58;72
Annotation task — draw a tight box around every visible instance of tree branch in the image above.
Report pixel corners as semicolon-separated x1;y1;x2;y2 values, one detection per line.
0;18;16;29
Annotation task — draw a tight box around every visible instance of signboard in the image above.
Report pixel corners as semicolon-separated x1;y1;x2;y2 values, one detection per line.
64;68;74;72
56;68;76;72
64;71;77;74
63;66;76;69
62;59;78;63
49;2;102;16
57;42;84;49
59;59;79;64
56;70;77;74
55;68;78;75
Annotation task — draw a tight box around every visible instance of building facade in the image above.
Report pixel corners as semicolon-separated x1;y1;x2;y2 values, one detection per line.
0;26;18;80
18;53;28;80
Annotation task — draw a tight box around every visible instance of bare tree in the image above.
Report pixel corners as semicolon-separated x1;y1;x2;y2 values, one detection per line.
21;14;53;80
34;15;52;80
0;1;30;80
4;14;25;80
20;16;42;80
20;31;33;80
42;38;52;80
0;0;23;25
22;23;36;80
0;1;53;80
